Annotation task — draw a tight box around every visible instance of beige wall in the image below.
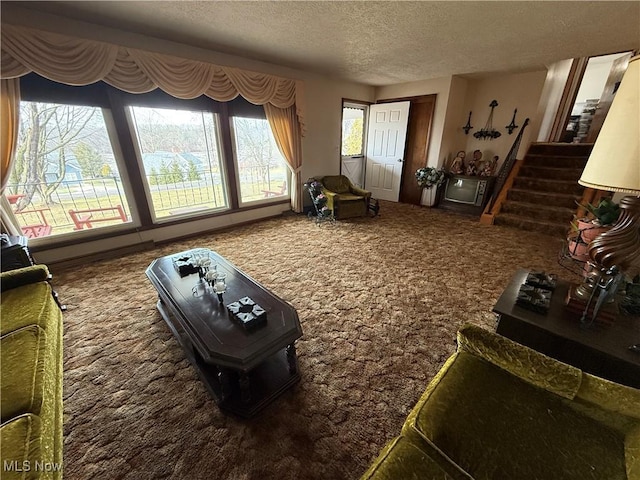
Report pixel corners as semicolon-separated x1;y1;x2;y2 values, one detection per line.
373;70;548;174
532;59;574;142
457;70;547;170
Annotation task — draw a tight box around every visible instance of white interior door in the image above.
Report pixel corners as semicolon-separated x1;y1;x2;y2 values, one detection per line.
364;101;410;202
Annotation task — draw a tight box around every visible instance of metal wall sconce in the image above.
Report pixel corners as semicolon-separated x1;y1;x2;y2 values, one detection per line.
506;109;519;134
473;100;501;140
463;111;473;134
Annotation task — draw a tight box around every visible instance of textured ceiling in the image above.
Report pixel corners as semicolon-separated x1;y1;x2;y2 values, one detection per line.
4;1;640;85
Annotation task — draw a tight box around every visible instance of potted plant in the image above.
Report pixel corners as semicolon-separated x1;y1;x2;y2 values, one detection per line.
415;167;446;206
575;197;621;243
567;197;620;264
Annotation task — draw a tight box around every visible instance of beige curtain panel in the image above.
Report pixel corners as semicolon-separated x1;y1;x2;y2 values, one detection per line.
265;104;303;213
0;78;23;233
1;23;306;212
1;78;20;193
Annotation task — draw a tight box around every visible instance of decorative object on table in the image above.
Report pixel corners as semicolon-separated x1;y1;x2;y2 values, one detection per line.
473;100;502;140
572;55;640;324
506;108;519;134
449;151;466;174
462;111;473;135
304;178;335;224
516;284;552;314
620;276;640;315
227;297;268;330
204;268;218;289
479;155;498;177
213;272;227;302
465;150;482;176
415;166;446;189
564;272;619;328
574;197;621;242
525;271;557;291
173;255;199;277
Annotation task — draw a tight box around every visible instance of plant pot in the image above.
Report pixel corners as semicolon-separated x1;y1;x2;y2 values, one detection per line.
421;187;437;207
567;238;589;262
577;219;609;243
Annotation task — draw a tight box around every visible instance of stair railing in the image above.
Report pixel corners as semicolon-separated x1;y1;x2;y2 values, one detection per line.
480;118;530;223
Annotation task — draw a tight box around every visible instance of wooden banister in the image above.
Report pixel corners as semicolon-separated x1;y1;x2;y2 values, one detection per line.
480;118;530;225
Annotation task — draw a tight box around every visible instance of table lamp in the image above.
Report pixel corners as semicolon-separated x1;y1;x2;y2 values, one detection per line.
575;55;640;311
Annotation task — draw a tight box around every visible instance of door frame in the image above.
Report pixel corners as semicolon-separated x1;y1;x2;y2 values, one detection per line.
550;50;637;142
377;95;437;204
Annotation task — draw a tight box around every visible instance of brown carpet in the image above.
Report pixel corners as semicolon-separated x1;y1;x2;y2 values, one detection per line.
53;201;573;480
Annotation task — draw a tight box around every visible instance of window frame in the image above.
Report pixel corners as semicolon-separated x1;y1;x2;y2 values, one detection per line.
229;115;291;209
341;101;369;159
125;104;232;223
10;98;140;245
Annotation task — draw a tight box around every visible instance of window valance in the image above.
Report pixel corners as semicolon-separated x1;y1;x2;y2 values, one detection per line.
0;24;305;127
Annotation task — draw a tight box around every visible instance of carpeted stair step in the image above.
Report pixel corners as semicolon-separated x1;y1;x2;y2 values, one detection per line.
518;165;584;182
527;142;594;157
524;154;589;170
494;213;569;238
507;188;580;210
512;176;583;195
500;201;575;224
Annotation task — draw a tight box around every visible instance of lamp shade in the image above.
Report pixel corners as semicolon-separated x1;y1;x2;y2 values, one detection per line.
579;55;640;194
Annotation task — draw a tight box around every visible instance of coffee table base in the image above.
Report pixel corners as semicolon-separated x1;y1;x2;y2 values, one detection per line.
156;299;300;418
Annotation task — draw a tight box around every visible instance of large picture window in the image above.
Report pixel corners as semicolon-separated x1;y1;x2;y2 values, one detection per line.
6;75;292;246
6;101;133;239
129;106;228;220
232;117;289;204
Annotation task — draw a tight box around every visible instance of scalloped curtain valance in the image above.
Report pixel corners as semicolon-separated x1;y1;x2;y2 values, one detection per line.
0;24;305;128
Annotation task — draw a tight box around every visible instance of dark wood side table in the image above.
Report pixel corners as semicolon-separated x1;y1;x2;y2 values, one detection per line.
493;269;640;389
1;235;35;271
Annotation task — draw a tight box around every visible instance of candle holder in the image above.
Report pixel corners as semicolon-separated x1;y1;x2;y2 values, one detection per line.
213;272;227;302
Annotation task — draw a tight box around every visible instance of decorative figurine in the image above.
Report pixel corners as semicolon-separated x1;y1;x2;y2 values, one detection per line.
480;155;498;176
465;150;482;176
450;151;466;174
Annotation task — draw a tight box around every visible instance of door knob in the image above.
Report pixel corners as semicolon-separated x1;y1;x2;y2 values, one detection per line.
397;158;404;163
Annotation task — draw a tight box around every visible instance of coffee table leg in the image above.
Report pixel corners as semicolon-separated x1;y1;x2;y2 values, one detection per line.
218;368;229;402
239;373;251;404
286;343;298;375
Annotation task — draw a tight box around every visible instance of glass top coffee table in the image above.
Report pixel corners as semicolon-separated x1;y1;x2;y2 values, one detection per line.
146;248;303;417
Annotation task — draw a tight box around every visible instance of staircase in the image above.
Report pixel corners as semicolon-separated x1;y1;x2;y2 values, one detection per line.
493;143;593;237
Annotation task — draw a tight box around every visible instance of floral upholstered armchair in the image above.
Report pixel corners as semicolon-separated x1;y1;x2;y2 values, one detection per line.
319;175;371;220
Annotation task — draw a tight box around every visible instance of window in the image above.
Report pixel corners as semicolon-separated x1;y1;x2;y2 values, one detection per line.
7;101;133;239
232;117;289;204
129;106;228;220
341;103;367;156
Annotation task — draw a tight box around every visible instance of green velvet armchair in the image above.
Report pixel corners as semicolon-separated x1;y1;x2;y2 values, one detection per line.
319;175;371;220
362;324;640;480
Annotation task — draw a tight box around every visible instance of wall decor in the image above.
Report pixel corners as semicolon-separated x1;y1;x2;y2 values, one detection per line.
473;100;501;140
506;108;519;134
463;111;473;134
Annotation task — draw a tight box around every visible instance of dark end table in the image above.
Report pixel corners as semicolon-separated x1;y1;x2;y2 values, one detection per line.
493;269;640;389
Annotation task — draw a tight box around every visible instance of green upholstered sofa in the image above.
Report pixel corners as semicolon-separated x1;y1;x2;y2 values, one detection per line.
1;265;64;479
319;175;371;219
362;324;640;480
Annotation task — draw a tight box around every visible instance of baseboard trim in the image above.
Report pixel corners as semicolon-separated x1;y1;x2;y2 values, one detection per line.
48;241;155;272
